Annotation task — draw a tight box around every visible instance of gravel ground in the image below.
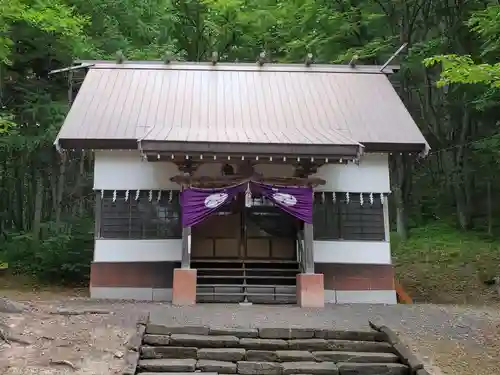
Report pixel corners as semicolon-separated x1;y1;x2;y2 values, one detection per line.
2;296;500;375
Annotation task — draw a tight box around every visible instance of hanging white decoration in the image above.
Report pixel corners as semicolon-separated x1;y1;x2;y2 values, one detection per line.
112;190;117;202
244;183;252;208
346;192;350;204
125;190;129;201
148;190;153;202
157;190;162;202
169;190;173;202
100;190;104;199
321;192;325;202
332;192;336;203
380;193;384;204
135;190;140;201
369;192;374;205
360;193;364;206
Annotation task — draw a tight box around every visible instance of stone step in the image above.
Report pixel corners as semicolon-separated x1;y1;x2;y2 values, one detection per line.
198;348;246;361
237;361;282;375
337;362;409;375
170;334;240;348
138;359;197;372
239;338;289;350
327;340;394;353
281;361;339;375
312;351;400;363
139;373;217;375
197;359;237;373
140;346;198;359
275;350;315;362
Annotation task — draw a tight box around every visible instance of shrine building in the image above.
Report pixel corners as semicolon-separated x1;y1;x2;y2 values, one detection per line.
54;60;428;307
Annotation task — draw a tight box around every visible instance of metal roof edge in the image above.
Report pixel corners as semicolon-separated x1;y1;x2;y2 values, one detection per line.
73;60;399;74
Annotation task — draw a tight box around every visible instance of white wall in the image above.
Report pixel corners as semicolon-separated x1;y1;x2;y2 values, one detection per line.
93;239;182;262
312;153;390;192
94;150;390;193
313;241;391;264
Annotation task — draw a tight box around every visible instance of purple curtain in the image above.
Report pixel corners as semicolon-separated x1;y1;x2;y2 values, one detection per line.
251;181;313;224
180;184;245;227
181;181;313;227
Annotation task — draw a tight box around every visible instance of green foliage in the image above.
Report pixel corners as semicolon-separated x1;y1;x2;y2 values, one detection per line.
1;0;500;292
392;223;500;304
0;218;93;285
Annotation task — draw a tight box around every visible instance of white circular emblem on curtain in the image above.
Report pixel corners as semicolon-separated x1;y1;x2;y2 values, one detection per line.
272;192;297;206
204;193;229;208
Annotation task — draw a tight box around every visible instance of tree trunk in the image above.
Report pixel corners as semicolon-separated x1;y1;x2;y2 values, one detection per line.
32;173;44;243
55;152;67;228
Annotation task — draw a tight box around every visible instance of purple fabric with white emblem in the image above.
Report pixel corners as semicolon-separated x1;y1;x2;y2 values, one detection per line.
180;184;245;227
251;181;313;224
181;181;313;227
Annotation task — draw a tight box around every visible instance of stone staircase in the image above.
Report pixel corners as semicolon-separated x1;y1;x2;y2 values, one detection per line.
129;324;412;375
193;259;299;304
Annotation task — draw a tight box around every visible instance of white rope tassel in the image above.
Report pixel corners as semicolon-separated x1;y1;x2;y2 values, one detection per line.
245;183;252;208
169;190;173;202
380;193;384;205
360;193;364;206
112;190;117;202
321;192;325;202
100;190;104;199
346;192;350;204
148;190;153;202
369;192;374;205
125;190;129;201
157;190;162;202
135;190;140;201
332;192;336;203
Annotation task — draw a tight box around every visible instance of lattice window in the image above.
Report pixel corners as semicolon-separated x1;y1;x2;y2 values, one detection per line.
313;192;385;241
98;190;181;239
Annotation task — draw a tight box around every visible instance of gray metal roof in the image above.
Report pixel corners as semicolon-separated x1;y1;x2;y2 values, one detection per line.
56;62;428;155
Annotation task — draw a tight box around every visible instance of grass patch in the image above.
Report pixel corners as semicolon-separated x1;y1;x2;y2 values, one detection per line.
392;223;500;304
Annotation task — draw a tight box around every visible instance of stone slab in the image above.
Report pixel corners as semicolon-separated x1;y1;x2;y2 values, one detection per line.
138;359;197;372
237;361;282;375
140;373;217;375
140;346;198;359
143;334;170;346
245;350;278;362
337;362;409;375
276;350;315;362
393;342;424;371
197;360;237;373
198;348;246;361
122;351;139;375
239;338;289;350
259;328;315;339
171;334;239;347
313;351;400;363
210;327;259;338
288;339;330;350
126;324;145;351
328;340;394;353
146;324;209;335
314;330;385;342
282;362;338;375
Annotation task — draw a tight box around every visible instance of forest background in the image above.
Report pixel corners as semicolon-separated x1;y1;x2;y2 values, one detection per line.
2;0;500;303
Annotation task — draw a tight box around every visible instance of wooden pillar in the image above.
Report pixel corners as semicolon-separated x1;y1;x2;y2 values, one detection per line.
181;226;191;268
382;194;390;241
303;222;314;274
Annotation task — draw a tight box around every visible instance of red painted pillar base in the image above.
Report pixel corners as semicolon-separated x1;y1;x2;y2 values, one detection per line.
172;268;197;306
297;273;325;308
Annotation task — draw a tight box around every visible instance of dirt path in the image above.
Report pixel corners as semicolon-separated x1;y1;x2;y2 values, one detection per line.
1;292;499;375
